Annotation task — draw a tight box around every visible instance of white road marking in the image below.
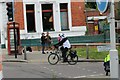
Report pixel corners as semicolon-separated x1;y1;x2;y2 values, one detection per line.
51;69;54;71
87;70;91;72
68;65;75;67
68;76;72;78
89;74;105;77
90;75;95;77
74;76;86;78
43;67;47;68
46;68;49;69
59;73;62;75
82;68;85;70
99;73;104;75
93;72;97;73
74;73;105;78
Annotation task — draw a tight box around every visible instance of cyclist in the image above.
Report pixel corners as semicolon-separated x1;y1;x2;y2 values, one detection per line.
54;34;71;62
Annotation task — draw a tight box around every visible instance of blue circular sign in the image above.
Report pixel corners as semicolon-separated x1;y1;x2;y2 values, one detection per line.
96;0;108;13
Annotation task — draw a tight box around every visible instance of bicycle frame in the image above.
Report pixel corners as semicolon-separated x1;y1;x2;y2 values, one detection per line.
53;47;62;60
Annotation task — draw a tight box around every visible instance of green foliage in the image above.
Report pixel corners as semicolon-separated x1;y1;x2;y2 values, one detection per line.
117;2;120;17
99;20;110;33
118;46;120;58
85;2;97;9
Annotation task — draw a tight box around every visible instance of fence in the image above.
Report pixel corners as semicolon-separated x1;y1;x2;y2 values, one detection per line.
72;43;120;59
20;34;112;47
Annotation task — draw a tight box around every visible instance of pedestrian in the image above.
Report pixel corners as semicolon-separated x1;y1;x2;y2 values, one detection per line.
41;32;46;54
45;32;52;50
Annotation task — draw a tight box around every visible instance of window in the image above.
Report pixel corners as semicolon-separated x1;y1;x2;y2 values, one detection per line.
26;4;36;33
60;3;69;30
41;4;54;31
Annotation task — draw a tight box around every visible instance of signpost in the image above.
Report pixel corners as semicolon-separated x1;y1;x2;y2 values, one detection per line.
109;0;119;78
96;0;119;78
13;22;17;58
12;0;17;58
96;0;109;13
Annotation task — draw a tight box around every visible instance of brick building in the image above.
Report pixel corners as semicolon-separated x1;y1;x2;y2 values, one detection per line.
0;0;87;49
14;0;86;39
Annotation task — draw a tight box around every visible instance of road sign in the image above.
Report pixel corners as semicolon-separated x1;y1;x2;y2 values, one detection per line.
96;0;109;13
97;45;110;52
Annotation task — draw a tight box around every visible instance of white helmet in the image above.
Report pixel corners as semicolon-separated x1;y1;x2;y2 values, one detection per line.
61;33;65;38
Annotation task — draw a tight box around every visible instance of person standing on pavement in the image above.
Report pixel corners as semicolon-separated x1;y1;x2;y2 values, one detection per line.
45;32;52;50
41;32;46;54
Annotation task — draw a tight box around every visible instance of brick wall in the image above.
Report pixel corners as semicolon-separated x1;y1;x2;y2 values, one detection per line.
88;23;94;35
86;10;110;17
71;2;86;27
14;2;24;30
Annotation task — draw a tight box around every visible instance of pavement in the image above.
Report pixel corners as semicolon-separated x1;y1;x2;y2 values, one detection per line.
2;49;118;79
2;49;104;63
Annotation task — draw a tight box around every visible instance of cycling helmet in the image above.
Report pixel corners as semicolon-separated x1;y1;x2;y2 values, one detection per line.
61;33;65;39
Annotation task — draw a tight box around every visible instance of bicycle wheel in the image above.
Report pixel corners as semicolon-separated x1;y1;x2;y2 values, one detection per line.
48;53;59;65
67;54;78;65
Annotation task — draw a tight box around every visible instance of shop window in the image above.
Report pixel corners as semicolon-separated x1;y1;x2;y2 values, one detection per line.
42;4;54;31
26;4;36;33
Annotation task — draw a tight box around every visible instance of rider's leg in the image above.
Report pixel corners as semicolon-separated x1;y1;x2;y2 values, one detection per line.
62;47;68;62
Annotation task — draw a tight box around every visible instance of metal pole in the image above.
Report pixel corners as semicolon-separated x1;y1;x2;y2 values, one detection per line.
12;0;17;58
24;46;27;60
13;22;17;58
86;43;89;59
12;0;14;21
110;0;119;78
85;2;89;35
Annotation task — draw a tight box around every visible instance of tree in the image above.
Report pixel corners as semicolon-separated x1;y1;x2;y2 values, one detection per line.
85;2;97;9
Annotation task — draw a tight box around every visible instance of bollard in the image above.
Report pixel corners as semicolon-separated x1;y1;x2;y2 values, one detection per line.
86;43;89;59
24;46;27;60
